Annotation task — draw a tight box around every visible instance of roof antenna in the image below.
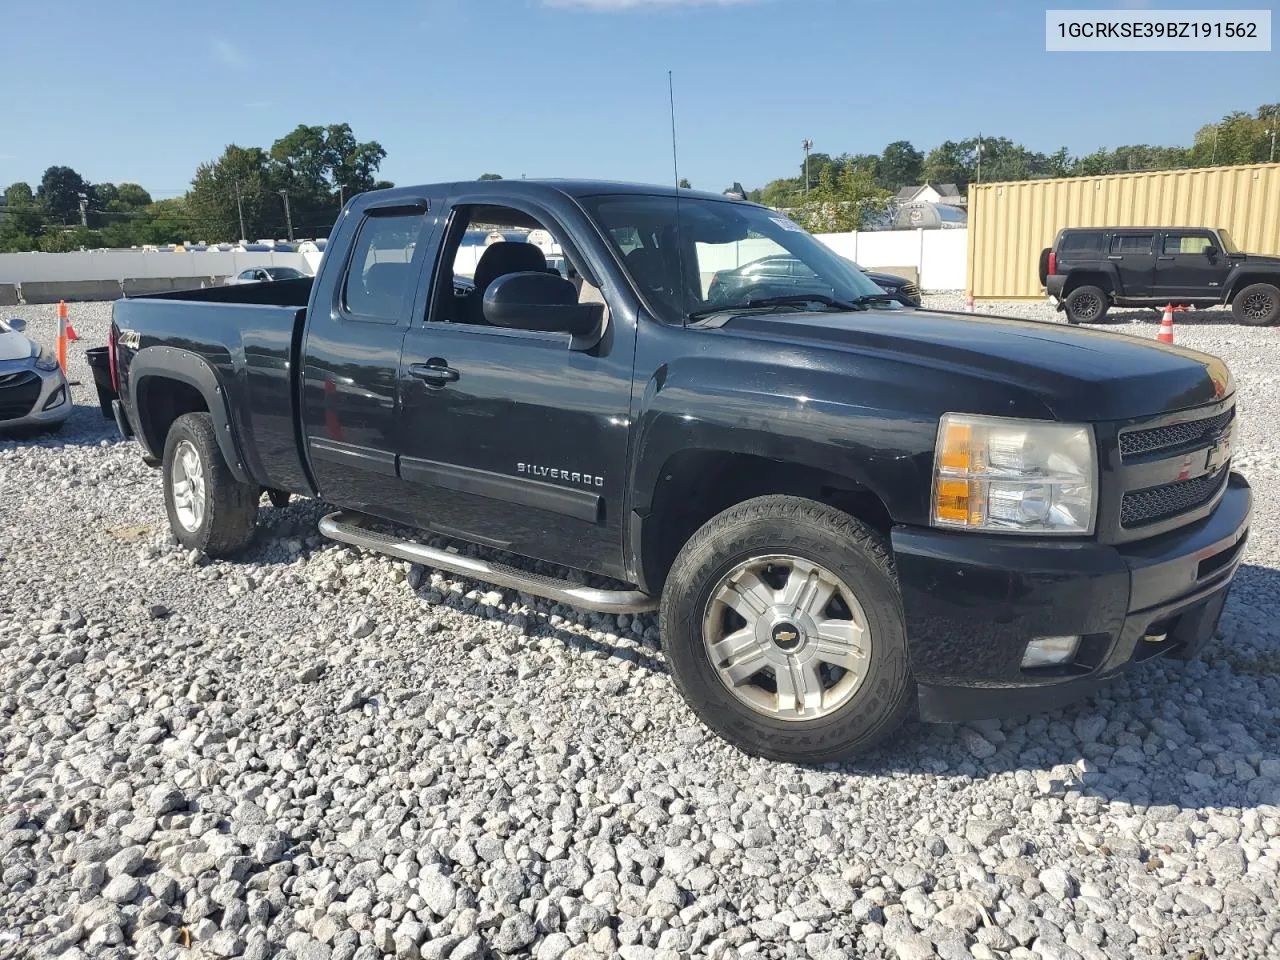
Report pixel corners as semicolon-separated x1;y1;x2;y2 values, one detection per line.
669;70;690;327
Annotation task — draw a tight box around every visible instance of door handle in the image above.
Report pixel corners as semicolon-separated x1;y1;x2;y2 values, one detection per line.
409;362;460;386
1107;255;1123;260
1157;256;1175;261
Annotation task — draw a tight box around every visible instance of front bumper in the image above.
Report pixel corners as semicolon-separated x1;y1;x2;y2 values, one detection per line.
891;472;1251;723
0;366;72;430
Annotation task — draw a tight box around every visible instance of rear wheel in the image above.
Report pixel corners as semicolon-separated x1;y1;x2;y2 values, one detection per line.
1064;285;1109;324
162;413;259;557
660;495;914;764
1231;283;1280;326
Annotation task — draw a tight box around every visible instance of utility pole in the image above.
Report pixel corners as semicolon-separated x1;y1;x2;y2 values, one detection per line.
233;180;247;243
802;139;813;195
976;133;983;185
1211;125;1220;165
278;189;294;242
338;184;345;211
78;196;88;227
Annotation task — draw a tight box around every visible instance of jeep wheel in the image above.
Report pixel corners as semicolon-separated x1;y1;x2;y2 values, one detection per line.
1064;285;1109;324
660;495;913;764
162;412;259;557
1231;283;1280;326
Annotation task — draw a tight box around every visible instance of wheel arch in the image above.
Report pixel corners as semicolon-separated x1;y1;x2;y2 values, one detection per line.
634;447;895;596
129;347;250;483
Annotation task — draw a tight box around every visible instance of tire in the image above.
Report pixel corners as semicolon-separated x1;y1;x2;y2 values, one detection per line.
1037;248;1051;286
659;495;914;764
162;412;259;557
1063;285;1109;325
1231;283;1280;326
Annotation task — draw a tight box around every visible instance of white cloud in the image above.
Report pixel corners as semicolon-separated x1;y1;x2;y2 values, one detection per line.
211;37;248;70
543;0;757;8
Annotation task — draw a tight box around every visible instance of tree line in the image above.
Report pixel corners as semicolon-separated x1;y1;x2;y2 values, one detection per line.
754;103;1279;233
0;123;390;253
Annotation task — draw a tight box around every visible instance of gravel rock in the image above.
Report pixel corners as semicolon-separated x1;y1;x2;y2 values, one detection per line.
0;298;1278;960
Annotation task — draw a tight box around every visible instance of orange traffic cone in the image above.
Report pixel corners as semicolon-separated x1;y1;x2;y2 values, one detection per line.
56;304;68;373
966;293;975;313
59;300;80;342
1158;305;1174;344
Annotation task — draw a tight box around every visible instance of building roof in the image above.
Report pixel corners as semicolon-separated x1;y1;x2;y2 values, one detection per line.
895;182;963;201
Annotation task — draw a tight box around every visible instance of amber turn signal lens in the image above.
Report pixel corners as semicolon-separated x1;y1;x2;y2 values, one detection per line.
938;422;973;472
934;479;971;523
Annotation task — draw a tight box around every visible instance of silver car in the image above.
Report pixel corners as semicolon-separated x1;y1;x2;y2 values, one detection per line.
0;318;71;433
225;266;308;285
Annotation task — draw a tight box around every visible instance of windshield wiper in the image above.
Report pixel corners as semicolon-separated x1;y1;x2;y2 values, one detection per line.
686;293;864;321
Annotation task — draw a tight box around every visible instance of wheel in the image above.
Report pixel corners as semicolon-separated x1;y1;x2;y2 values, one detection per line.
1231;283;1280;326
267;489;291;508
162;412;259;557
1064;285;1109;324
660;495;913;764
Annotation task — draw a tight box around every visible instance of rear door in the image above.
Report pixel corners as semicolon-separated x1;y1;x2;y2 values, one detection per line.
299;197;436;512
1107;231;1157;297
1155;230;1231;301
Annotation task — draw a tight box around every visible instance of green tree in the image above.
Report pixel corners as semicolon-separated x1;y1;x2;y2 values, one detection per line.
1;182;43;250
792;164;890;233
115;183;153;209
876;140;923;192
188;144;277;241
677;178;691;189
38;166;92;225
478;173;503;181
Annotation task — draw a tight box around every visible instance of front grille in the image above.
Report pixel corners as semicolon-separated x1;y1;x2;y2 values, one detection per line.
900;282;921;303
1121;470;1228;527
0;371;41;421
1120;408;1234;459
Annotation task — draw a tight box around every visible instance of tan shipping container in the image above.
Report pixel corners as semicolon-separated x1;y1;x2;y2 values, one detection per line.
967;163;1280;300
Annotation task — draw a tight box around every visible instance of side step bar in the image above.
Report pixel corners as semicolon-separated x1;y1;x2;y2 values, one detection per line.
318;511;658;615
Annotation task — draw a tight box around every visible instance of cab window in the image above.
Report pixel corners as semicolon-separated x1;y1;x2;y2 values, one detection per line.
343;214;424;322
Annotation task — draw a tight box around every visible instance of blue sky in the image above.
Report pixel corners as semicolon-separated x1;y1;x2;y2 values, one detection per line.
2;0;1275;197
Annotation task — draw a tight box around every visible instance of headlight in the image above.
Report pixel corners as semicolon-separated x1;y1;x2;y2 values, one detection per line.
932;413;1097;535
33;347;60;372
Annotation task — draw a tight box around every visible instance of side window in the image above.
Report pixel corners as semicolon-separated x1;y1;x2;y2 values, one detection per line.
343;214;423;322
1111;233;1154;255
1058;232;1103;255
1163;233;1216;255
432;205;591;327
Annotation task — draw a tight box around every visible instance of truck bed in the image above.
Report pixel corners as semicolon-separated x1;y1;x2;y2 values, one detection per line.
113;278;314;496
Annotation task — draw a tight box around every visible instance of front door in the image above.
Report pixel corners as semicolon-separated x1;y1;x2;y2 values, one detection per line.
1155;230;1232;302
396;200;635;580
1108;231;1157;298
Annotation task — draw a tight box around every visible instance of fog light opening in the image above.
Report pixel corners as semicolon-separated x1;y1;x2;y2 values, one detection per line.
1022;635;1082;669
42;386;66;411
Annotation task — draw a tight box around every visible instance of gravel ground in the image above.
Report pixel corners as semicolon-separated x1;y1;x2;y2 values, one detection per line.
1;298;1277;960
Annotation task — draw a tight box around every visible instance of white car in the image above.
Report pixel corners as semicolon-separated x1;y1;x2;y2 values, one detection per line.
0;318;71;433
225;266;309;285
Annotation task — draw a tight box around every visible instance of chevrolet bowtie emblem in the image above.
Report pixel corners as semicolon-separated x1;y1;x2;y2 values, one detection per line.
776;631;797;643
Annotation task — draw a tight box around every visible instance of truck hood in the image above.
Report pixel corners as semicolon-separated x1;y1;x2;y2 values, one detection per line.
1242;253;1280;265
0;331;37;363
720;308;1231;421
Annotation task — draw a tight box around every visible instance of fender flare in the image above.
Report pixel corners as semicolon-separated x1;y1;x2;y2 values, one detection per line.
128;346;251;483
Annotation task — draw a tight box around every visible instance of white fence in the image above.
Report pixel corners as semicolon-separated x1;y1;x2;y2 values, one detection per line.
0;250;312;284
0;228;970;292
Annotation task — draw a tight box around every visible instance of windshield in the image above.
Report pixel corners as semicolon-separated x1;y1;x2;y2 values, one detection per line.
1216;229;1240;254
585;195;886;323
267;267;305;279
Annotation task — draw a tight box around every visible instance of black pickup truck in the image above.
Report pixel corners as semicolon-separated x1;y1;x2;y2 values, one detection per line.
103;180;1251;763
1041;226;1280;325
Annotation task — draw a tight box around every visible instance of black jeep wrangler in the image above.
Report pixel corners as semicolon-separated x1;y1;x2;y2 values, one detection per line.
1040;226;1280;326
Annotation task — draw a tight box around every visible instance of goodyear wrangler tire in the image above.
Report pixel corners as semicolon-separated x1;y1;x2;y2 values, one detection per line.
659;495;914;764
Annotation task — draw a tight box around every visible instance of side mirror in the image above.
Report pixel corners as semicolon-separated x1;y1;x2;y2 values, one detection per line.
483;271;602;337
5;318;26;333
1205;247;1219;259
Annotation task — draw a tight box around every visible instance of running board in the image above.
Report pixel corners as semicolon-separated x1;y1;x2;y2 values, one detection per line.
318;512;658;615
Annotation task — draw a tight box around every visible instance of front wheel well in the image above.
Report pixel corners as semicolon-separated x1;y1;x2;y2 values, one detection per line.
639;450;893;595
1229;276;1280;300
135;376;208;459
